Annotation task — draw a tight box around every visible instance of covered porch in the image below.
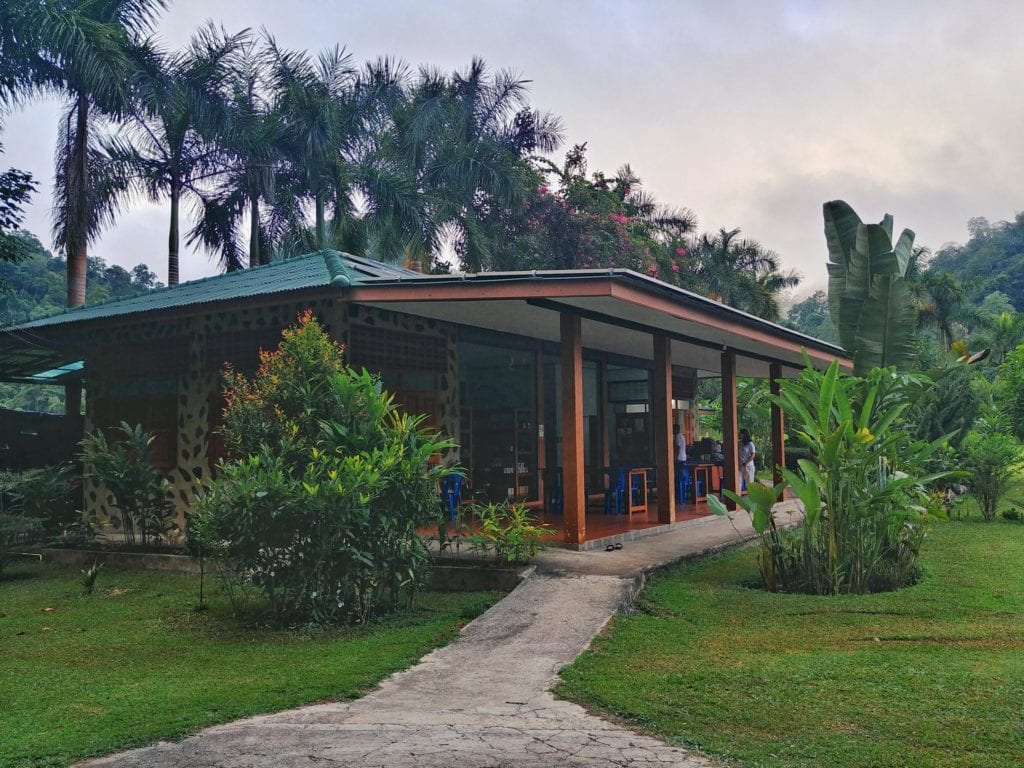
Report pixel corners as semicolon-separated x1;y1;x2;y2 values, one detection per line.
348;269;849;549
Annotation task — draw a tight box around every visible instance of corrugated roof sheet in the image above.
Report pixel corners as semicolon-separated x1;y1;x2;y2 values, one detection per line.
4;251;422;332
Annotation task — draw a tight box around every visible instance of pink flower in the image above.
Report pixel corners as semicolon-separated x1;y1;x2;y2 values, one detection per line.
676;248;687;257
671;261;680;272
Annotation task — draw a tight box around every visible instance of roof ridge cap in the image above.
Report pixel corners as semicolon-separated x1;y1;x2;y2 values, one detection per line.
319;249;356;286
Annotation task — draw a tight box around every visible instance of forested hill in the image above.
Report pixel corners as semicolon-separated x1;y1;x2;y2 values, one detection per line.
929;213;1024;309
0;231;160;327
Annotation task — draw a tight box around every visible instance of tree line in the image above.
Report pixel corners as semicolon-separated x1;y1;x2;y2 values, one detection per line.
0;0;799;320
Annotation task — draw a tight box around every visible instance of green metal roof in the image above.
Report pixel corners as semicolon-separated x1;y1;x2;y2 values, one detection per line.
5;250;424;332
0;251;423;381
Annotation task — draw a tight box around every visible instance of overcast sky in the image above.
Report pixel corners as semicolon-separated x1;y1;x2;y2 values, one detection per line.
3;0;1022;293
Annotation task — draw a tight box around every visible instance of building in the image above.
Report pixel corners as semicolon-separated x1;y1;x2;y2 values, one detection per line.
0;250;850;548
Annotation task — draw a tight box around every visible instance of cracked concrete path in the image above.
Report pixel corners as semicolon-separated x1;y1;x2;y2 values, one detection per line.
79;511;804;767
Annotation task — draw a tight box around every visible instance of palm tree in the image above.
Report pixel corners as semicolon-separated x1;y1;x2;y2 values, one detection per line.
264;40;360;251
973;311;1024;366
7;0;167;307
388;58;562;270
105;24;247;285
691;227;800;320
915;271;980;351
188;36;283;270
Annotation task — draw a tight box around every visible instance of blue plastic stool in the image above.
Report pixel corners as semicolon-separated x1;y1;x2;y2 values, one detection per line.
440;475;463;519
604;469;627;515
675;467;692;503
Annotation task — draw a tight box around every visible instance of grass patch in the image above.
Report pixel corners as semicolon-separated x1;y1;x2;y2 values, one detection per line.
0;563;496;767
557;519;1024;767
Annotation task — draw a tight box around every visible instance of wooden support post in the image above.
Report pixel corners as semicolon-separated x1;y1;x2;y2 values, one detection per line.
598;360;610;488
64;382;82;417
721;349;740;510
560;314;586;545
769;361;785;496
653;335;675;523
535;345;546;508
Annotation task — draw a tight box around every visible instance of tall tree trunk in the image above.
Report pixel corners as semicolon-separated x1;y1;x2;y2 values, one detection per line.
249;193;261;266
67;243;88;307
168;183;180;286
315;191;326;249
66;93;90;308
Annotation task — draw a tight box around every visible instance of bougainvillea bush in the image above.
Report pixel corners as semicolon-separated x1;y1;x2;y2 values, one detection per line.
193;311;455;624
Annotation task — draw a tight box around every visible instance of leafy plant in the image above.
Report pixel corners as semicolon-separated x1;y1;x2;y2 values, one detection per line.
192;312;456;625
960;418;1022;522
710;357;952;594
468;501;552;564
0;464;78;537
79;422;176;546
995;343;1024;441
824;200;919;374
80;561;104;595
0;513;41;576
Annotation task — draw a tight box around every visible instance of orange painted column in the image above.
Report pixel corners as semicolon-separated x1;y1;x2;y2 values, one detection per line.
535;345;546;507
598;360;611;487
721;349;740;510
769;361;785;496
653;335;675;523
560;313;586;545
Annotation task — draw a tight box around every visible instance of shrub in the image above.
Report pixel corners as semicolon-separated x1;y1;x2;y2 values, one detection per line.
996;344;1024;440
192;311;455;625
469;502;552;564
79;561;104;594
80;423;176;545
960;419;1022;522
0;464;77;537
711;358;951;595
0;513;41;575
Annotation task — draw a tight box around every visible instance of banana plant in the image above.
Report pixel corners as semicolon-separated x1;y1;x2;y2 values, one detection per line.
712;357;955;594
824;200;918;374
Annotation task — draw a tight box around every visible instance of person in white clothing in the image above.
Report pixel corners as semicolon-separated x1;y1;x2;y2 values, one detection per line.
673;423;687;502
739;429;756;490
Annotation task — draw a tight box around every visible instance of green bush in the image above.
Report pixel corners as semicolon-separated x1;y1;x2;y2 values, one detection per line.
711;358;951;595
192;311;455;625
469;502;552;564
996;343;1024;440
80;423;176;545
0;512;40;575
960;418;1022;522
0;464;77;536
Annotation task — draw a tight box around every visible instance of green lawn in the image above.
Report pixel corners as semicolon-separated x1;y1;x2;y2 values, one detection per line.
0;563;495;768
558;520;1024;768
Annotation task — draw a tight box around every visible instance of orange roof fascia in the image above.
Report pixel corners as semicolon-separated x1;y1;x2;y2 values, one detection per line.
607;282;853;370
346;276;851;370
346;276;615;303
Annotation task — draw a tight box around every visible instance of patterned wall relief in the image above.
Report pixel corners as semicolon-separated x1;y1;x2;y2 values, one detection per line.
82;314;194;531
345;304;460;465
81;296;460;530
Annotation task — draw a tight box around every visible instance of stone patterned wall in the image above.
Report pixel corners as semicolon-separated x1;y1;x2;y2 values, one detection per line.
82;315;192;532
82;297;459;530
173;329;214;514
345;304;460;464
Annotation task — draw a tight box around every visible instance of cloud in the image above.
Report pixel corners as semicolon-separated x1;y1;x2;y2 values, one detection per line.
3;0;1023;293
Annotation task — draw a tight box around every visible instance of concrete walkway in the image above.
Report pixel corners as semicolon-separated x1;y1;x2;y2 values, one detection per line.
80;506;800;768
